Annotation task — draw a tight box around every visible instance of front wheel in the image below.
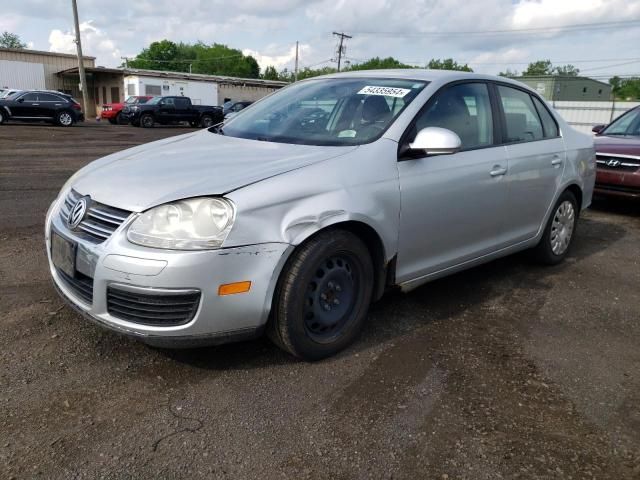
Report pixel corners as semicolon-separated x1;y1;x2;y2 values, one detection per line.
140;113;154;128
116;112;128;125
0;109;5;124
268;230;374;361
56;110;74;127
533;190;578;265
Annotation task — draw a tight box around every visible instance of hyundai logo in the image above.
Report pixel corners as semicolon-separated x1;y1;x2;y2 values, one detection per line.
606;159;621;167
68;197;89;229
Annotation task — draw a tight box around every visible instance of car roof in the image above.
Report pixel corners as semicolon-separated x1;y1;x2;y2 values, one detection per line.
316;68;534;91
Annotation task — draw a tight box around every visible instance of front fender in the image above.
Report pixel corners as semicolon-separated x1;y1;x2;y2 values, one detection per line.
225;139;401;263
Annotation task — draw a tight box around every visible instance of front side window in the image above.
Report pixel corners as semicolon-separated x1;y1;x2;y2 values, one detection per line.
220;78;428;146
498;86;544;143
603;107;640;136
411;82;494;150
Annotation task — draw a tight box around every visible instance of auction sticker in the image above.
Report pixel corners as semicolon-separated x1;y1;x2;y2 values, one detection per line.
357;86;411;98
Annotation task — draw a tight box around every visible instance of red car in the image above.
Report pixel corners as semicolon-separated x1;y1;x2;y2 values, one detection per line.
592;106;640;199
101;95;153;124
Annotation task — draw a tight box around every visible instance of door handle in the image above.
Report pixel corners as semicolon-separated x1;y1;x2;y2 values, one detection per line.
31;103;39;106
551;155;563;166
490;166;507;177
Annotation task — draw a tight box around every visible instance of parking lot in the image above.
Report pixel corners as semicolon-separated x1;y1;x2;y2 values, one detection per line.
1;123;639;479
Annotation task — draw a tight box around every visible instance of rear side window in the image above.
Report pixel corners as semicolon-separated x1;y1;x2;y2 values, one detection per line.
175;98;190;109
38;93;64;102
497;86;544;143
532;96;559;138
413;82;494;150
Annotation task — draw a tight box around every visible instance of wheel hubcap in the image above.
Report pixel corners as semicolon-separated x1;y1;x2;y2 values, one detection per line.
60;113;72;125
203;117;212;127
304;255;356;341
550;200;575;255
143;116;153;127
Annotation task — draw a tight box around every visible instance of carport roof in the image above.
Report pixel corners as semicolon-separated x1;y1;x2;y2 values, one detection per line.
57;66;288;88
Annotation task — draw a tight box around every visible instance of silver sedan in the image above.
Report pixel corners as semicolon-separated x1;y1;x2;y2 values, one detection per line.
45;70;596;360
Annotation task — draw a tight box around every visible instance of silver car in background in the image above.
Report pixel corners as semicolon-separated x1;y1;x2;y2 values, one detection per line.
45;70;596;360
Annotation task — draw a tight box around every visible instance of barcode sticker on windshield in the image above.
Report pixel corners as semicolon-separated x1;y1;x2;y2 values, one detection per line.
357;86;411;98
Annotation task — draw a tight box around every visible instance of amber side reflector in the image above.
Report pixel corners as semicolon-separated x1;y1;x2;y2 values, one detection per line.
218;281;252;296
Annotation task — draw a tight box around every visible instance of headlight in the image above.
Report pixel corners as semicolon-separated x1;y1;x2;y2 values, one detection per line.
127;197;235;250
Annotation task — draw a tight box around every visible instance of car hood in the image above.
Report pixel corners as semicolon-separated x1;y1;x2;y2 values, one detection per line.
71;130;358;212
594;135;640;156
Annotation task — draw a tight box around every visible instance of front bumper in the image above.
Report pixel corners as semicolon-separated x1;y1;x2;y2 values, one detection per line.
100;110;118;120
45;194;292;347
595;169;640;199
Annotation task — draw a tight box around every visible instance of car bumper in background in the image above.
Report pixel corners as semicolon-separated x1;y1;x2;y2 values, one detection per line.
44;194;292;347
595;169;640;198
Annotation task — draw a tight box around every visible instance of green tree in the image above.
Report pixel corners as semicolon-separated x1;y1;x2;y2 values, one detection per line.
0;31;27;49
349;56;415;70
427;58;473;72
553;64;580;76
128;40;261;78
522;59;554;76
610;76;640;100
498;68;518;78
262;65;279;80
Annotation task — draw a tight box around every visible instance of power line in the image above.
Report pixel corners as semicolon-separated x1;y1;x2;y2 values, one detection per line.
349;19;640;37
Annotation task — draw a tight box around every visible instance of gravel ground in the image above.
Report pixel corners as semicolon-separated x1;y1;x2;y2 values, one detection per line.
1;122;639;479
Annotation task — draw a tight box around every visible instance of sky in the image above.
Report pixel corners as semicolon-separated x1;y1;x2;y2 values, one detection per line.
1;0;640;79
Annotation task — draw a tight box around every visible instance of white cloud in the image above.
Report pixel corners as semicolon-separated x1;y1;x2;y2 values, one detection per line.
49;21;121;66
243;43;312;71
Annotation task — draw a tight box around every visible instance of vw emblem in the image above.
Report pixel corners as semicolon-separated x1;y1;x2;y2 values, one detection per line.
68;197;89;229
606;159;621;167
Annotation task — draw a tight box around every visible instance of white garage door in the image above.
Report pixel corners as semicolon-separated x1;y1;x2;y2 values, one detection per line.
0;60;46;89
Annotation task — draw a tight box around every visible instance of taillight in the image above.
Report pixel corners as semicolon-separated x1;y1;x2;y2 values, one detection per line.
72;103;82;111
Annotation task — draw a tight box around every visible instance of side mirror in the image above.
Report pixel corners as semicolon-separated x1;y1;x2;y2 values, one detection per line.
592;124;606;134
409;127;462;155
17;98;24;103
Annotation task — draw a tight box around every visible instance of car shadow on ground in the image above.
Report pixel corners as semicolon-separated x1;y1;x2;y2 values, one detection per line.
160;213;625;370
591;195;640;218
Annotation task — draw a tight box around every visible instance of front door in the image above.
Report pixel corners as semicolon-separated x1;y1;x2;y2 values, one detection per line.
156;97;176;123
396;82;510;283
12;92;40;117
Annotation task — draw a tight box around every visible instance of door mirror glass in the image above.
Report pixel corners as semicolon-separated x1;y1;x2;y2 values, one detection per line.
592;124;606;134
409;127;462;155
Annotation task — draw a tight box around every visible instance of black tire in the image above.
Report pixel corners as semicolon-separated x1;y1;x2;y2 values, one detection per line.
131;120;140;127
533;190;579;265
140;113;154;128
108;118;117;125
0;108;5;124
200;114;214;128
268;229;374;361
116;112;128;125
56;110;74;127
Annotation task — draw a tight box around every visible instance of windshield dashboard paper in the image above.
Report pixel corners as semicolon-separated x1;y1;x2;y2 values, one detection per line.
357;86;411;98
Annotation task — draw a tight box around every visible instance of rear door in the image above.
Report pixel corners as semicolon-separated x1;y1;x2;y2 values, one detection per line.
174;97;193;121
396;82;511;282
37;93;67;119
495;85;565;243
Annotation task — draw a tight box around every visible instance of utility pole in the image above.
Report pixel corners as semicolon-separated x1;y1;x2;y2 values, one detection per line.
294;41;299;82
121;56;129;68
71;0;89;116
332;32;352;72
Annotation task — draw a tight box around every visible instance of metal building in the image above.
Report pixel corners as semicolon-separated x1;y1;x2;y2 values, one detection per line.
0;47;95;108
515;76;612;102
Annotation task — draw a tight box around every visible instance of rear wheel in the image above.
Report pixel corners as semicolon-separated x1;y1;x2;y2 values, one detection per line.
140;113;154;128
56;110;74;127
268;230;374;361
533;190;578;265
200;114;214;128
0;109;5;124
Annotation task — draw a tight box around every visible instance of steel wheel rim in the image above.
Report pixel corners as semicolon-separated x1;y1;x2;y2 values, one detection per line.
142;115;153;127
550;200;575;255
303;254;358;343
59;112;72;126
202;116;213;127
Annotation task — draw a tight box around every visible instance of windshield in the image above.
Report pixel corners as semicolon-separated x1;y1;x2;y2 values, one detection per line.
603;107;640;136
218;78;428;146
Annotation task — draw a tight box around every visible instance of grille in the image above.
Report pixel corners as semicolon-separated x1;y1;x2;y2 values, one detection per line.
107;287;201;326
596;154;640;172
56;268;94;305
60;189;131;243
